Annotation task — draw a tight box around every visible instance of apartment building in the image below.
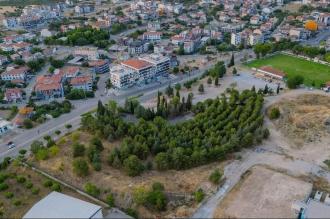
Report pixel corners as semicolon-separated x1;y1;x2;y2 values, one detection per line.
1;66;29;81
110;54;170;88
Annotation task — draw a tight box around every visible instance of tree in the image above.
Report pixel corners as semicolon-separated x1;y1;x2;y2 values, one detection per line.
276;84;280;94
263;84;269;94
123;155;145;176
228;53;235;67
73;158;89;177
214;77;219;86
23;119;33;129
65;124;72;130
287;75;304;89
209;169;222;184
232;67;237;75
31;141;44;154
55;130;61;135
198;84;204;93
154;152;169;170
207;77;212;84
165;85;174;96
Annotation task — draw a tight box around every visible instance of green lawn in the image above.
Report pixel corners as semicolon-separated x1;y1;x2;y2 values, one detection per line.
246;54;330;88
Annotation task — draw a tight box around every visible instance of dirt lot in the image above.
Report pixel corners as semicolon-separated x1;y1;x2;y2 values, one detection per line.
214;165;313;218
269;94;330;146
30;131;225;217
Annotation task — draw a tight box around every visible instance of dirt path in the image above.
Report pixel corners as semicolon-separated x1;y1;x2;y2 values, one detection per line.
192;89;330;218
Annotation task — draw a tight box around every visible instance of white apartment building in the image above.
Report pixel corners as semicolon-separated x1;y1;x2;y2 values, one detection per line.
1;67;29;81
110;54;170;88
231;33;241;46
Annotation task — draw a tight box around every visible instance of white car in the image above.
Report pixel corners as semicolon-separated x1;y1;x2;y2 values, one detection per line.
7;141;15;149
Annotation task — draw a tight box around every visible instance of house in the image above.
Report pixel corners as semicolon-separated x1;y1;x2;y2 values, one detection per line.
143;31;162;41
0;120;11;135
57;66;80;80
34;74;64;100
128;40;148;55
88;60;109;74
4;88;24;103
257;66;286;80
23;191;103;219
0;55;9;66
1;66;29;81
70;75;93;91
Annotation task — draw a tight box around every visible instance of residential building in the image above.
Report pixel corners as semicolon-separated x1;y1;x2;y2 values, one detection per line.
0;120;11;135
128;40;149;55
110;53;170;88
89;60;110;74
4;88;24;103
249;33;264;46
23;191;103;219
34;74;64;100
1;66;29;81
2;17;18;28
0;55;9;66
143;31;162;41
70;75;93;91
231;32;242;46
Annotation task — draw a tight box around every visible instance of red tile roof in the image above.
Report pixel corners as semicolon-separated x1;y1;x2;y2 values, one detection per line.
88;60;108;67
259;66;286;77
121;59;152;70
70;75;92;86
3;66;29;76
35;75;62;91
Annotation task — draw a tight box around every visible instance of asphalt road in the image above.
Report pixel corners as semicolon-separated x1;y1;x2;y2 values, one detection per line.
0;50;252;160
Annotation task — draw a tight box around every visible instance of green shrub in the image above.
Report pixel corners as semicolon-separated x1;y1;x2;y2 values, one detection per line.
73;159;89;177
31;187;40;195
49;145;60;157
35;148;49;160
0;183;9;191
4;192;14;199
12;199;22;206
51;183;61;192
16;175;26;183
25;181;33;189
84;183;100;197
269;107;280;120
123;155;144;177
106;194;115;207
72;143;85;157
43;180;53;187
194;189;205;203
209;169;222;185
0;173;8;183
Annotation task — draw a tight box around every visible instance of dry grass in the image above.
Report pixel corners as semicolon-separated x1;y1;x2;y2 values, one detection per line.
0;163;88;218
214;166;313;218
30;131;226;217
269;94;330;146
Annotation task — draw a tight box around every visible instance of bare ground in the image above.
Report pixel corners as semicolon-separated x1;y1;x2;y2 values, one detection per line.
266;93;330;165
30;131;226;217
214;165;313;218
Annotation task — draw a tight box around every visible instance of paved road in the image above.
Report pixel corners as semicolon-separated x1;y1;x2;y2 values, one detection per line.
301;28;330;46
0;50;253;160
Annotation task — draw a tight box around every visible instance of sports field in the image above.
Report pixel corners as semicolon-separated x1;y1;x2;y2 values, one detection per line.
246;54;330;88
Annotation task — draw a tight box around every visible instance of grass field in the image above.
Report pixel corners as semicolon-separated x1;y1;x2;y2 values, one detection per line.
246;54;330;88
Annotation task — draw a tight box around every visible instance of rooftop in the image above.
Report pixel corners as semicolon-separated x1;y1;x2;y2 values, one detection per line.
23;192;102;219
121;59;152;70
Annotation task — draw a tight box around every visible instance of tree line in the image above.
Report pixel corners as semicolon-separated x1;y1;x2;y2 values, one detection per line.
81;88;269;176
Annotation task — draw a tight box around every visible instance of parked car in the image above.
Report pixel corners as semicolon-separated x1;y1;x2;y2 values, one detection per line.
7;141;15;149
